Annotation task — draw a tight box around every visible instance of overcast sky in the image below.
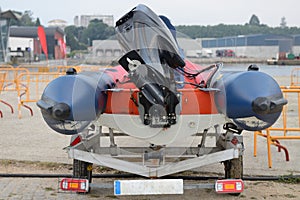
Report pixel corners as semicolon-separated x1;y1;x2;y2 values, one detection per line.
2;0;300;27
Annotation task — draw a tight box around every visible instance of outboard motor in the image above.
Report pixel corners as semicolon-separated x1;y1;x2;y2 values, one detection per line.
115;4;185;127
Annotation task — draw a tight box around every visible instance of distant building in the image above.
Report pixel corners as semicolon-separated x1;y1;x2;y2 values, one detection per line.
92;34;300;61
293;35;300;56
9;26;66;61
74;15;114;27
74;16;79;27
201;34;298;58
0;9;20;63
48;19;68;30
91;37;209;63
177;38;204;58
92;39;122;63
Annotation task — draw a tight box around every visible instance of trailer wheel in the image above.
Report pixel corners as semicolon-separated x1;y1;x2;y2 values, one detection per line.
73;159;93;193
224;156;243;195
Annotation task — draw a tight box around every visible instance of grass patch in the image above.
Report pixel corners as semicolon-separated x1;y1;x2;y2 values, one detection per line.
0;159;71;169
105;195;119;199
8;193;16;197
284;194;297;198
252;181;267;186
44;187;55;191
205;188;213;193
278;175;300;184
89;194;101;198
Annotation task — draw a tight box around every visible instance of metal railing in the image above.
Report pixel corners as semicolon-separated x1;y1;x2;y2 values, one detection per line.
16;72;63;118
254;86;300;168
0;72;13;117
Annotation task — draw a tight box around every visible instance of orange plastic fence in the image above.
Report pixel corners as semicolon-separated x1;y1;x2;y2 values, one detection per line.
254;86;300;168
17;65;73;73
0;72;13;117
55;65;109;72
0;72;5;91
291;68;300;86
0;65;108;118
0;68;30;117
17;65;109;73
0;64;13;69
18;65;80;73
0;68;30;91
16;72;63;118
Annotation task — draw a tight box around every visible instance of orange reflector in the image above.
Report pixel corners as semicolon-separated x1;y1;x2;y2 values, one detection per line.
70;182;79;189
215;179;244;194
224;183;235;190
60;178;89;193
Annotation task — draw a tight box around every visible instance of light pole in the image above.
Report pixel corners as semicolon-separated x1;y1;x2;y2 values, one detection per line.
28;39;33;63
234;37;237;57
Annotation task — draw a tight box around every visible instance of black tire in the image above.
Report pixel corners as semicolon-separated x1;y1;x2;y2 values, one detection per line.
73;159;93;193
224;156;243;179
224;156;243;196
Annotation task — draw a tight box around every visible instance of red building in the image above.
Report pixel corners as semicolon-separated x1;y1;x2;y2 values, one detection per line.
9;26;66;61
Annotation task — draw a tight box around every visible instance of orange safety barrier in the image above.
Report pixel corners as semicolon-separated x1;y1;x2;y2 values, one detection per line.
0;68;30;117
0;68;30;91
290;68;300;86
22;65;79;73
16;72;63;118
78;65;111;72
16;65;109;73
0;64;13;68
57;65;110;72
17;65;62;73
55;66;82;73
0;72;14;117
254;86;300;168
0;65;110;118
17;65;48;72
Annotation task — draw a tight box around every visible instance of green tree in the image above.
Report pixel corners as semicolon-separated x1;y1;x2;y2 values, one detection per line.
65;25;87;51
63;16;300;50
64;20;115;50
9;10;35;26
21;10;35;26
280;17;287;28
249;14;260;26
176;23;300;39
35;18;41;26
81;19;115;46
